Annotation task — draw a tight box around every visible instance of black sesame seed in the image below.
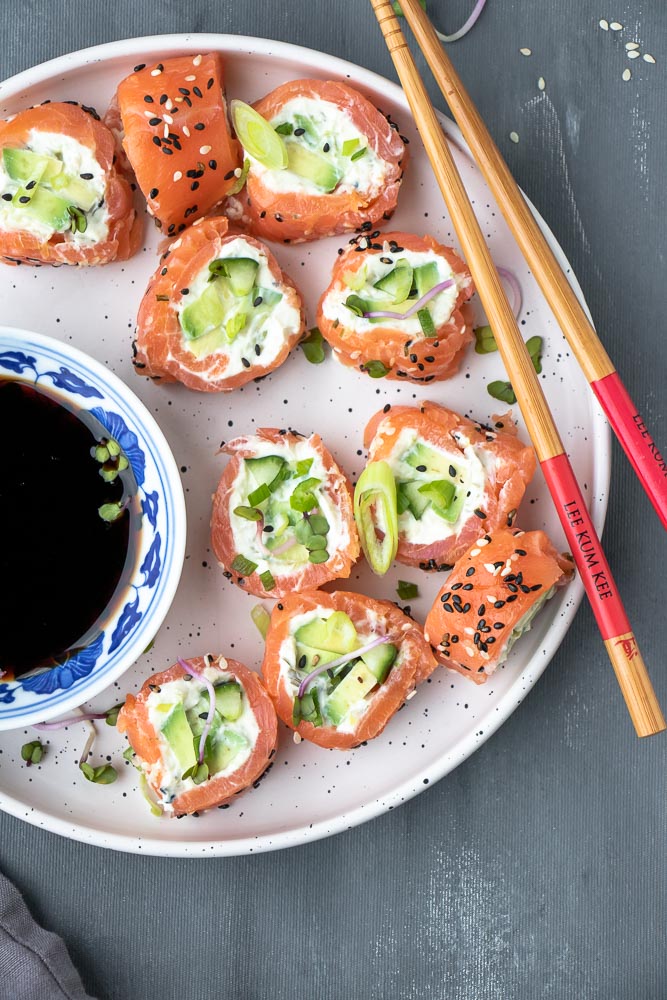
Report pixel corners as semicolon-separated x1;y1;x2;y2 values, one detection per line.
442;603;454;613
530;584;543;592
149;187;159;199
451;583;462;591
461;603;471;613
193;86;203;98
323;142;330;152
506;594;518;603
152;135;162;147
241;358;251;368
194;122;205;130
224;169;235;180
207;77;215;89
294;127;305;136
465;567;475;577
416;464;427;472
143;95;154;103
462;584;473;592
253;296;263;307
474;508;486;519
1;193;12;201
493;622;505;630
18;195;30;204
209;159;217;170
254;344;261;356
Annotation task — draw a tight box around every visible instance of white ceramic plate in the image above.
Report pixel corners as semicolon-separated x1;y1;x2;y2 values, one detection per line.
0;34;608;856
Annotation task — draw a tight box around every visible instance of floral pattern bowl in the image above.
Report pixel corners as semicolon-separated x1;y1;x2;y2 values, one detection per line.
0;327;186;730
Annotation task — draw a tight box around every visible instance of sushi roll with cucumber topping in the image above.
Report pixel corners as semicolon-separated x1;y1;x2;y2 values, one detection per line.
0;102;140;266
226;79;408;244
424;527;573;683
117;655;278;817
317;232;474;383
261;590;437;749
134;216;305;391
211;428;360;599
360;402;536;572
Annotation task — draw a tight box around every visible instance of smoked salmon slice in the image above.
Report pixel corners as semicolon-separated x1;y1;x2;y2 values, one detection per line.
133;215;305;392
110;53;241;237
117;655;278;817
424;526;573;683
211;428;360;599
0;102;140;266
226;79;408;243
362;402;537;571
262;590;437;749
317;231;474;383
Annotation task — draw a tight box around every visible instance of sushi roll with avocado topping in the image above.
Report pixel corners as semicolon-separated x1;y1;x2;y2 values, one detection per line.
211;428;360;599
317;232;474;383
0;102;141;266
117;655;278;817
261;590;437;749
108;53;242;237
360;402;536;572
226;79;408;244
424;527;573;683
133;216;306;391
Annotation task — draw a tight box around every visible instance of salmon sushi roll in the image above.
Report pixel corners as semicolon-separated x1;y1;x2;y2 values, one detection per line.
317;232;474;382
226;79;408;244
424;527;573;684
133;215;306;391
262;590;437;749
211;428;360;599
0;102;140;266
109;53;241;237
362;402;536;571
117;654;278;817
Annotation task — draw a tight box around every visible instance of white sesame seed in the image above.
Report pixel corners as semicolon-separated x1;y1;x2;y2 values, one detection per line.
293;731;302;744
470;549;481;557
519;47;532;56
509;131;520;144
610;21;623;30
625;41;639;49
599;18;609;30
150;68;161;76
164;125;169;138
173;171;183;182
182;125;190;137
199;145;212;155
406;690;417;700
627;50;640;59
622;68;632;81
538;76;546;90
163;114;173;124
476;538;489;546
233;167;242;177
486;595;496;604
501;567;512;577
143;110;153;118
484;564;496;574
185;74;196;81
165;100;174;111
193;54;203;66
465;646;475;656
464;627;475;636
643;53;656;63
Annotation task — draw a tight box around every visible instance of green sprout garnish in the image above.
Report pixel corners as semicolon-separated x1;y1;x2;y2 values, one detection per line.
21;740;44;766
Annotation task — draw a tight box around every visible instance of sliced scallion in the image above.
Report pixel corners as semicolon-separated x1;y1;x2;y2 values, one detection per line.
397;580;419;600
231;554;258;576
251;604;271;639
354;461;398;576
230;100;288;170
259;569;276;591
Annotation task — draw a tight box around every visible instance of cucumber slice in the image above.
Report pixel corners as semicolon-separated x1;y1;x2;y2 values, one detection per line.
214;681;243;721
180;283;226;340
295;611;359;654
293;114;318;144
231;100;288;170
397;480;431;520
342;267;367;291
326;661;377;726
360;643;397;683
418;479;456;509
252;285;282;307
207;729;249;775
413;262;439;298
223;257;259;296
373;260;413;304
245;455;287;489
286;142;342;192
433;489;465;524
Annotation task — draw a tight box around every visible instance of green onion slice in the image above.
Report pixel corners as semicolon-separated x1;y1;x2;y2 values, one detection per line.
354;461;399;576
397;580;419;600
295;457;314;477
233;505;263;521
231;554;258;577
247;483;271;507
230;100;288;170
259;569;276;592
251;604;271;639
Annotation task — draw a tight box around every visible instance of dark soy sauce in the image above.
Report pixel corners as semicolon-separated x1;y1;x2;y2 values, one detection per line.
0;378;138;678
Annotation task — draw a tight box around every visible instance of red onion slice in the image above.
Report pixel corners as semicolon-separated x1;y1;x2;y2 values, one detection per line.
177;656;217;765
34;712;107;730
497;266;523;318
436;0;487;42
297;634;391;699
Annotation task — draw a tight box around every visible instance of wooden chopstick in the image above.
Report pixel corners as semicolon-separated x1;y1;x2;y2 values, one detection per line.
396;0;667;532
369;0;665;737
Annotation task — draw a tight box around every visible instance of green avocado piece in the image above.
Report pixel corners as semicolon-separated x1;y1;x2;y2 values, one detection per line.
373;260;413;304
295;611;359;654
180;283;226;340
12;185;72;230
325;660;378;726
3;147;63;185
413;262;439;298
294;643;340;673
286;142;342;192
360;643;398;683
161;703;197;775
404;442;453;479
50;172;98;212
214;681;243;721
207;729;248;775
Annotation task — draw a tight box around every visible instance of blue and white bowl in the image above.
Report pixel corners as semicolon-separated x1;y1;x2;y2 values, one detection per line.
0;327;186;730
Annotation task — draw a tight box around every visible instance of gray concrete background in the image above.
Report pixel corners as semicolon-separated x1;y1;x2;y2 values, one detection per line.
0;2;665;998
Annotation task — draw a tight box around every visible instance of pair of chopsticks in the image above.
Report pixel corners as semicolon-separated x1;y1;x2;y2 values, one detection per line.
369;0;665;737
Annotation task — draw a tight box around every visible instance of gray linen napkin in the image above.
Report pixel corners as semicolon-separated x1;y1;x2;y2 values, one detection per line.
0;870;96;1000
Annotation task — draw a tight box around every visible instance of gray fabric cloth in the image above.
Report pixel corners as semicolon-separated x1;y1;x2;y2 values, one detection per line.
0;871;96;1000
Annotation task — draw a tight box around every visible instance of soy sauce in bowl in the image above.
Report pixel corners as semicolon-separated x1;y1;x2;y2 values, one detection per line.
0;378;139;678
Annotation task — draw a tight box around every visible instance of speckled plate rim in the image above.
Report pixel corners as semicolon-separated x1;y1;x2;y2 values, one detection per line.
0;32;609;856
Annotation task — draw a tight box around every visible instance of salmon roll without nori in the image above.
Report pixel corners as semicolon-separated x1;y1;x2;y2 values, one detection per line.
362;402;536;571
0;102;140;266
133;216;306;391
109;53;241;237
226;79;408;243
262;590;437;749
117;655;278;817
211;429;360;599
317;232;474;382
424;527;573;684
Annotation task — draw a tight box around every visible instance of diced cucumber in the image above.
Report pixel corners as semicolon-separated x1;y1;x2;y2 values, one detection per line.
252;285;282;307
418;479;456;509
245;455;287;490
223;257;259;296
325;661;378;726
373;260;413;304
207;729;249;775
360;643;398;683
397;480;431;520
180;283;226;340
342;138;360;156
293;114;318;144
433;489;465;524
295;611;359;654
342;266;367;291
161;703;197;774
286;142;342;192
214;681;243;721
225;311;247;341
413;262;439;298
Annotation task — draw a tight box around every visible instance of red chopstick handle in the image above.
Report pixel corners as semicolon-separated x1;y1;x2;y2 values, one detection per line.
592;371;667;531
540;453;629;639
